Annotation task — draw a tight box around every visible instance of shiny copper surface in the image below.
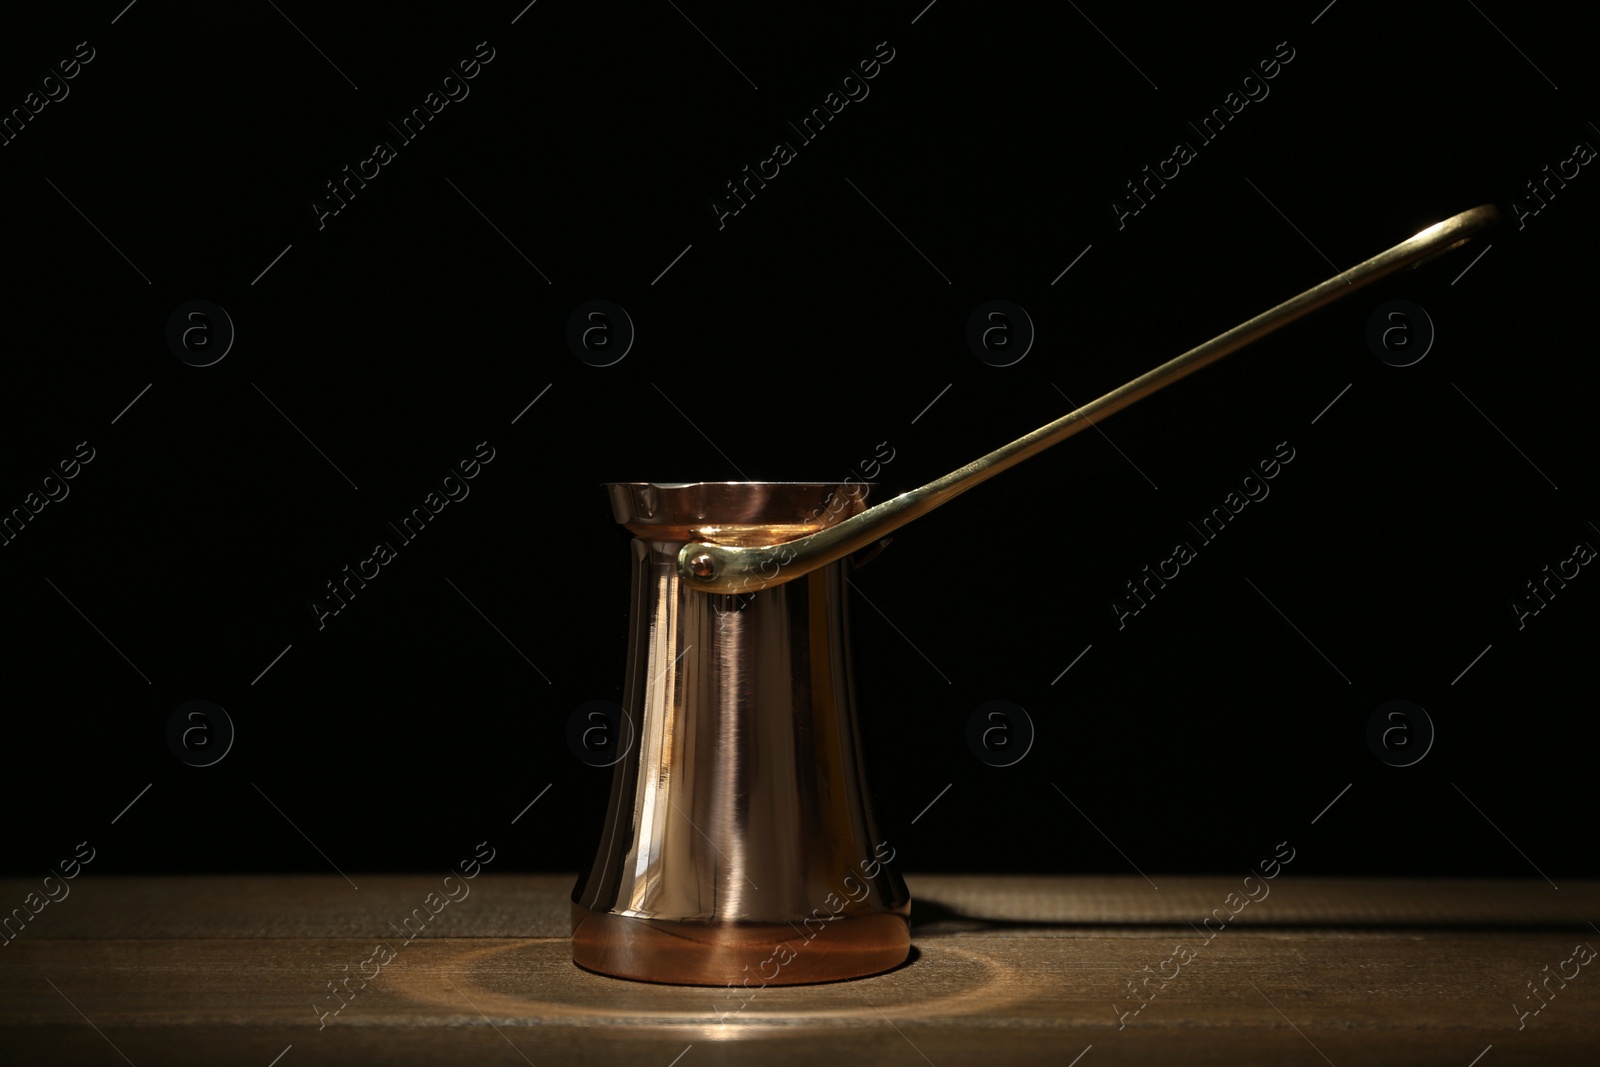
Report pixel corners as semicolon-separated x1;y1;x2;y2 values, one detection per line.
607;481;873;545
573;482;910;986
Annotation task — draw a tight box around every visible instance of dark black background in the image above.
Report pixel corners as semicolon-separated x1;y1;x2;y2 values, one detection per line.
1;0;1594;884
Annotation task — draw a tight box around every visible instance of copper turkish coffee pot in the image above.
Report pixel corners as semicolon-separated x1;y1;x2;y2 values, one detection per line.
570;206;1498;986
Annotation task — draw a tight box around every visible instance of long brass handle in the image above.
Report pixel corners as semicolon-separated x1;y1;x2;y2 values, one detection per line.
678;203;1500;594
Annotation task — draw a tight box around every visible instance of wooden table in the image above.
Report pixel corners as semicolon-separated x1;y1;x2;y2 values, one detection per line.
3;874;1596;1064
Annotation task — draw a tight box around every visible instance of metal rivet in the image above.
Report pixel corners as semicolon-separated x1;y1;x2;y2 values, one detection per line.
688;553;716;579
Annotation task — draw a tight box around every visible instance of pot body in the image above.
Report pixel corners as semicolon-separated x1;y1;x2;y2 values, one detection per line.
571;483;910;986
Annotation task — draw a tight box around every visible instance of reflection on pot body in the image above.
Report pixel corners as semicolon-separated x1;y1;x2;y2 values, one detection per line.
571;482;911;986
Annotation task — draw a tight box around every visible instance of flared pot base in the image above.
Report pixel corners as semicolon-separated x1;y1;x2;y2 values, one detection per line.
570;902;911;986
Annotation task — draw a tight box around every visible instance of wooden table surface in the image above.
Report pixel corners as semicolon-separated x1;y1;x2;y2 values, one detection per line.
2;873;1596;1065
